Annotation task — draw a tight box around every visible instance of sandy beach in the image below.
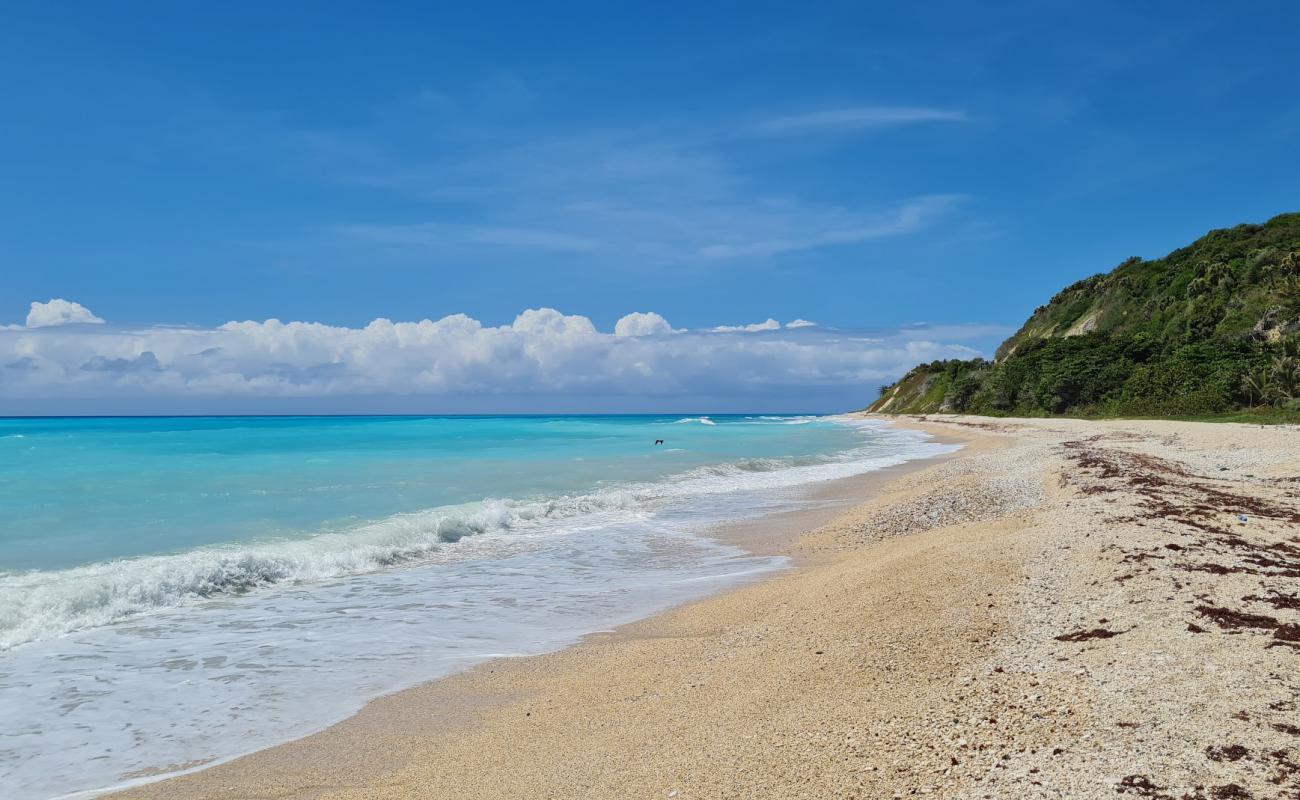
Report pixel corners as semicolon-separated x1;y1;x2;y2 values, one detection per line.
111;415;1300;800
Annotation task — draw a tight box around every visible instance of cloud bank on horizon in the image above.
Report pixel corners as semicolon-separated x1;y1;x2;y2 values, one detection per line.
0;300;996;412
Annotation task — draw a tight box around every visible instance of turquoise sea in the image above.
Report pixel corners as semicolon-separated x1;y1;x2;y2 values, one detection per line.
0;414;955;798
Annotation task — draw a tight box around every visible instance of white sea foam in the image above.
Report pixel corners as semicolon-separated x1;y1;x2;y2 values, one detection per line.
0;494;639;650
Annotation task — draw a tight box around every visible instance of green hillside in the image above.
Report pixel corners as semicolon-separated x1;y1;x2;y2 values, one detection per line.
870;213;1300;419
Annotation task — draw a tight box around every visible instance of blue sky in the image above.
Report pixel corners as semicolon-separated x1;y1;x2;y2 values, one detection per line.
2;1;1298;412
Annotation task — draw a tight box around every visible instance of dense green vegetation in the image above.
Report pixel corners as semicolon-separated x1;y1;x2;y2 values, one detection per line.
870;213;1300;420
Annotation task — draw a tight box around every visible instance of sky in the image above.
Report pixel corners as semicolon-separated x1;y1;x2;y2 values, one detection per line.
2;1;1299;413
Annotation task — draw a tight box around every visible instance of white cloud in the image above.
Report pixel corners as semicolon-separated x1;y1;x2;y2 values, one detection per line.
784;319;816;329
613;311;674;337
26;299;105;328
0;305;983;404
753;106;967;136
710;319;782;333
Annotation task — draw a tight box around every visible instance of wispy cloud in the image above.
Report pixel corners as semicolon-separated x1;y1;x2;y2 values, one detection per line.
752;106;967;136
200;92;973;266
341;194;959;264
327;131;963;264
337;223;599;253
696;195;964;260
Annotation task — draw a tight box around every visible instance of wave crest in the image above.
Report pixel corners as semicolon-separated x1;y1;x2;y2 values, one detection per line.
0;493;649;650
0;420;953;650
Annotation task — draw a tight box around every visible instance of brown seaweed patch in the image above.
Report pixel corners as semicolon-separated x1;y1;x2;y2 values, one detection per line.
1206;744;1250;762
1195;605;1280;632
1244;591;1300;611
1117;774;1173;798
1180;563;1261;576
1056;627;1127;642
1268;748;1300;785
1123;550;1167;563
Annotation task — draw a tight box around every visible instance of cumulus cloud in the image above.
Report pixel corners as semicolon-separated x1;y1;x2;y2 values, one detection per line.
0;303;984;407
613;311;675;337
26;299;105;328
784;319;816;329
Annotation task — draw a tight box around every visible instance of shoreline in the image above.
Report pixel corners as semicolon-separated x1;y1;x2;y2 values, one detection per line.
90;418;969;799
111;415;1300;799
104;420;983;799
703;423;977;559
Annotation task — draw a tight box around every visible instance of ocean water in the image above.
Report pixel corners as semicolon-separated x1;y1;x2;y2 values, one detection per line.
0;414;956;798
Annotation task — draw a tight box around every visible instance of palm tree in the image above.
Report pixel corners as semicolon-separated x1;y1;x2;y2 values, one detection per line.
1270;355;1300;402
1242;368;1271;407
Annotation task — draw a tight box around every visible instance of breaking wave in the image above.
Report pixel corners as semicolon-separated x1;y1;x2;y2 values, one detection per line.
0;419;950;650
0;494;642;650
